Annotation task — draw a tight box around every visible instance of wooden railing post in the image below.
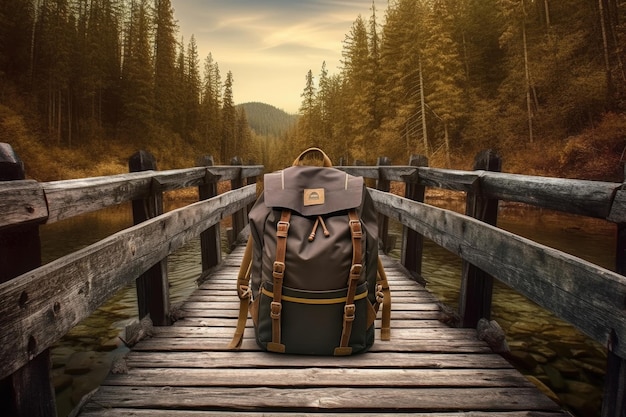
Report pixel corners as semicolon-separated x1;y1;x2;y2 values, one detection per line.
197;155;221;271
458;149;501;328
0;143;56;416
244;159;258;214
376;157;391;253
230;156;245;244
602;170;626;417
402;155;428;279
129;150;170;326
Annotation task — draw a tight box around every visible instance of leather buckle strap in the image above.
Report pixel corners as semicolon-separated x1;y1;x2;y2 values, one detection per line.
270;301;282;319
277;220;290;237
270;209;291;352
344;304;355;322
335;209;363;356
349;263;362;279
273;261;285;279
237;285;252;300
348;219;362;238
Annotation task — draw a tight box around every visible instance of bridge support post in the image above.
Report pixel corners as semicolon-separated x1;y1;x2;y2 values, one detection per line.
230;157;245;246
376;157;391;253
0;143;57;417
458;149;501;328
129;150;170;326
602;178;626;416
197;156;221;270
402;155;428;280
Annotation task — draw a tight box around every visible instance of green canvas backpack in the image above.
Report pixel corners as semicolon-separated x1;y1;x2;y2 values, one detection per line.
229;148;390;355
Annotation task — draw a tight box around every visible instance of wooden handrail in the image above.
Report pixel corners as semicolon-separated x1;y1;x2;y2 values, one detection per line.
370;188;626;359
1;165;620;231
0;165;264;229
1;145;625;416
0;185;257;381
337;165;622;221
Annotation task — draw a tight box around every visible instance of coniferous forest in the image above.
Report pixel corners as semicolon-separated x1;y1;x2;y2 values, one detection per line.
0;0;257;179
284;0;626;181
1;0;626;181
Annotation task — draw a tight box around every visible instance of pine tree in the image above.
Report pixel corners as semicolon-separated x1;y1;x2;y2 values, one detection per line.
154;0;178;129
235;106;254;162
221;70;236;162
120;0;154;136
33;0;74;144
342;15;371;162
423;0;466;166
185;35;201;136
297;69;319;149
378;0;429;162
0;0;34;85
199;53;222;156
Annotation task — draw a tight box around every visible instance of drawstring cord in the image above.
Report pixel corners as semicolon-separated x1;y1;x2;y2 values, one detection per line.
308;216;330;242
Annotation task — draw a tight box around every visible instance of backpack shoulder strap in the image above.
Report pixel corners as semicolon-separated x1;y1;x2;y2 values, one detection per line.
266;209;291;353
334;209;363;356
228;236;254;349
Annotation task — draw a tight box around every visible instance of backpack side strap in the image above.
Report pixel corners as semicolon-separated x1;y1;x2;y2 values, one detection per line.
376;258;391;341
228;236;254;349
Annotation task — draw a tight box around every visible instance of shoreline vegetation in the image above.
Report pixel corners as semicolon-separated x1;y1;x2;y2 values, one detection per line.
3;98;624;185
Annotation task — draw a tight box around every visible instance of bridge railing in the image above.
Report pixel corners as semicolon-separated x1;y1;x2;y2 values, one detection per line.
2;143;625;416
339;150;626;417
0;143;262;416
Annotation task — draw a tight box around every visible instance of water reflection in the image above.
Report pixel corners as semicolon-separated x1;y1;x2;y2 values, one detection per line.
43;200;615;417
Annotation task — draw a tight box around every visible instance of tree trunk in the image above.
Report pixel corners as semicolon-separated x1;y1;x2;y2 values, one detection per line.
522;1;534;144
444;122;451;168
599;0;614;99
418;54;428;155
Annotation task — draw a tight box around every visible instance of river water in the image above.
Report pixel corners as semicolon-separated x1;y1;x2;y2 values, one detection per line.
43;198;615;417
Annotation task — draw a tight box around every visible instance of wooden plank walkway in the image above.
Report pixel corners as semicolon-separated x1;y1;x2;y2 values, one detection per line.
79;244;571;416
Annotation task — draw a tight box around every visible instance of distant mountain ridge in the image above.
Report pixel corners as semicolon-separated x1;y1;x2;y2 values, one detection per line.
238;102;298;137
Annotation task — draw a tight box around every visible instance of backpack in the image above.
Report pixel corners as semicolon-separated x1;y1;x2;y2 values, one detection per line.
229;148;391;355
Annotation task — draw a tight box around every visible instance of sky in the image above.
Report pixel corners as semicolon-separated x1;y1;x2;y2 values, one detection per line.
172;0;376;114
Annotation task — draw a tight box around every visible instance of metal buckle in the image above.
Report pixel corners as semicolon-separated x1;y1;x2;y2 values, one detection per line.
350;263;363;278
238;285;252;300
277;220;290;238
270;301;282;319
344;304;355;322
272;261;285;279
349;219;362;238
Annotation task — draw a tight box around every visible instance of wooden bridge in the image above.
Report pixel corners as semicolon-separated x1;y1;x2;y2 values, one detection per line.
1;143;625;416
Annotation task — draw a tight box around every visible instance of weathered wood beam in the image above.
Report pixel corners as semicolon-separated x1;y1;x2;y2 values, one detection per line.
459;150;501;328
129;151;169;326
197;156;221;271
0;185;257;381
0;180;48;230
480;171;618;219
0;143;56;417
42;166;263;224
370;188;626;359
401;155;428;278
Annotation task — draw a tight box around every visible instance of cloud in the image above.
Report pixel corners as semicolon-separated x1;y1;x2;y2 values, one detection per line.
172;0;374;112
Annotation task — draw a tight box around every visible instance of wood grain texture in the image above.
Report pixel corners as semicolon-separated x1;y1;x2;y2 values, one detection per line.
371;188;626;358
78;246;570;416
0;186;256;380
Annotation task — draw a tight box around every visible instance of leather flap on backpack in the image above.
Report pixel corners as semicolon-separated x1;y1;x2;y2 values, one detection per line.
264;166;363;216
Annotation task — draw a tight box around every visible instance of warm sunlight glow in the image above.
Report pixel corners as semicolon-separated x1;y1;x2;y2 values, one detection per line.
173;0;374;113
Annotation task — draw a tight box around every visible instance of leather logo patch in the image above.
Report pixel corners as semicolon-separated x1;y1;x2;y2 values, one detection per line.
304;188;325;206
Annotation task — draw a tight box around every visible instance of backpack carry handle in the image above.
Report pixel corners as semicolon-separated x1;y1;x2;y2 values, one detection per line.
293;147;333;167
